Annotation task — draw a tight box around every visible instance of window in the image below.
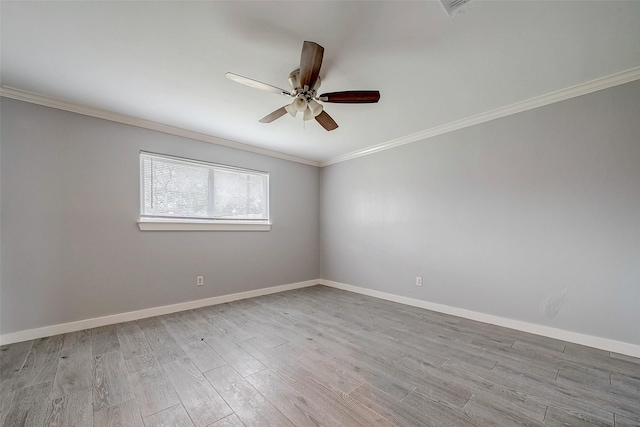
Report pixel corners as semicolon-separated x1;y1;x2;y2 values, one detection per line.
138;152;270;231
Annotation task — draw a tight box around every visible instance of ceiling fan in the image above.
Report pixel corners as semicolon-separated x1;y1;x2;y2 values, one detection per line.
225;41;380;131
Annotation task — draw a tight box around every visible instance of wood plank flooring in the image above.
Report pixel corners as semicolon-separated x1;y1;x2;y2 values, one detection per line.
1;285;639;426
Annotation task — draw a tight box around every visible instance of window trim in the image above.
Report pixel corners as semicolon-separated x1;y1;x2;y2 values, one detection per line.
137;219;271;231
138;151;271;231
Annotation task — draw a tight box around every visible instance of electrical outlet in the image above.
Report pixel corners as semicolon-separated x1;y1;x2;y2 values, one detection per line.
416;276;423;286
197;276;204;286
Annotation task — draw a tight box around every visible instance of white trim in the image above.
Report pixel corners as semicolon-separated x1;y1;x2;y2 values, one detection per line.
138;220;271;231
320;279;640;359
0;280;318;345
320;66;640;166
4;67;640;169
0;86;320;167
2;278;638;359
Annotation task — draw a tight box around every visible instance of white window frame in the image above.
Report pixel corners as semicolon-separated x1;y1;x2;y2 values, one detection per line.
138;152;271;231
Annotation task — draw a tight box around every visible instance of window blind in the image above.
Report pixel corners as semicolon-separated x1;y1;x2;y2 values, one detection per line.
140;152;269;222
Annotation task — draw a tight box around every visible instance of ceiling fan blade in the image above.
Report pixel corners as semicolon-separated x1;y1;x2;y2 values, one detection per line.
299;41;324;90
315;110;338;131
225;72;291;96
319;91;381;103
259;107;288;123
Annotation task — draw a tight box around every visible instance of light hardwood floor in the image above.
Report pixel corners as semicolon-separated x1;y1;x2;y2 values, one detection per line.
1;285;639;426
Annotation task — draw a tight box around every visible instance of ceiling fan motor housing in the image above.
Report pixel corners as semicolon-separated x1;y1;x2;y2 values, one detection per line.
289;69;321;99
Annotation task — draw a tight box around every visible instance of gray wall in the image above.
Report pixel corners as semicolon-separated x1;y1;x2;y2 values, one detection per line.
1;98;320;335
3;80;640;346
320;80;640;345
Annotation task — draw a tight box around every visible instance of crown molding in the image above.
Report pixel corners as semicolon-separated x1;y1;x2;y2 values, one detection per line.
4;66;640;169
320;66;640;167
0;86;321;167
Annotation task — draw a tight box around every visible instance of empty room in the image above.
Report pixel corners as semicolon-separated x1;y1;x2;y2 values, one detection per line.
1;1;639;426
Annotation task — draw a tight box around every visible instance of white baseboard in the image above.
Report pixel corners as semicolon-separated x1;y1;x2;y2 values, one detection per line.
3;278;639;359
0;280;319;345
320;279;640;359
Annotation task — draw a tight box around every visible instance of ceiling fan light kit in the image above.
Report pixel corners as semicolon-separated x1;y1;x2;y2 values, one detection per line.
303;106;315;121
284;103;298;118
293;96;308;113
226;41;381;131
308;99;323;116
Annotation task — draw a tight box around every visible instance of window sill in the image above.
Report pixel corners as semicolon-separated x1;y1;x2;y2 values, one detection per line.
138;220;271;231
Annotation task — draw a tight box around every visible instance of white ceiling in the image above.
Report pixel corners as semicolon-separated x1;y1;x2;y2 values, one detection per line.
2;1;640;164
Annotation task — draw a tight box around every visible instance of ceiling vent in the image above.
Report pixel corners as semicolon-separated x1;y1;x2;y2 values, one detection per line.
440;0;476;16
